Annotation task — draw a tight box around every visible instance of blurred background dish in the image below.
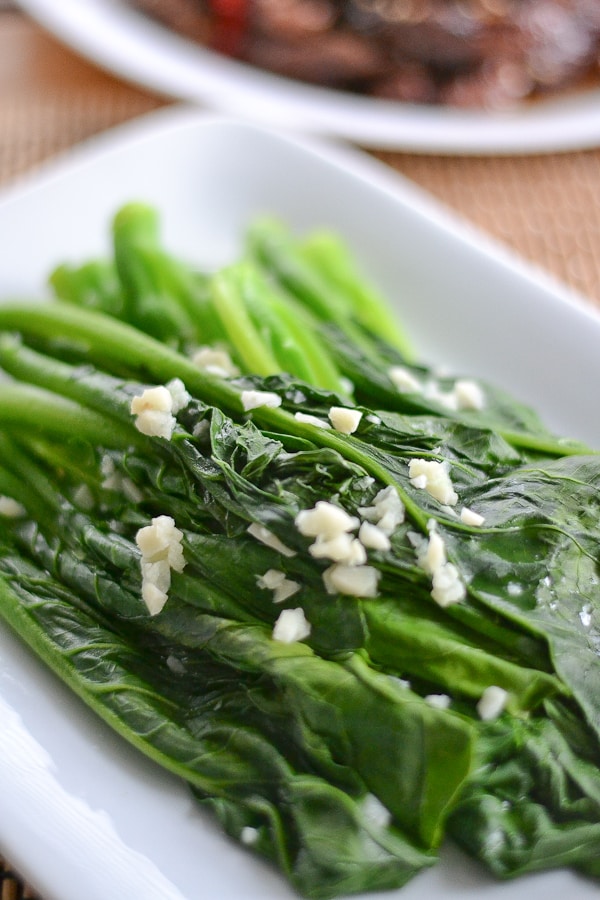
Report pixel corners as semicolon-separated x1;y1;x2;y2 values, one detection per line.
15;0;600;153
128;0;600;110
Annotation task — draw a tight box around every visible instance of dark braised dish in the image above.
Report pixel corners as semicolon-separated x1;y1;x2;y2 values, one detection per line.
127;0;600;108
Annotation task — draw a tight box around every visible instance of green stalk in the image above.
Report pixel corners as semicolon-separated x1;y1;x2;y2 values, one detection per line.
0;301;242;409
247;218;389;367
228;262;322;385
270;297;347;394
0;462;51;525
0;380;135;449
0;303;429;529
492;429;593;457
50;259;124;317
299;229;415;361
233;260;343;393
112;203;198;347
0;434;62;516
111;204;230;348
210;267;281;376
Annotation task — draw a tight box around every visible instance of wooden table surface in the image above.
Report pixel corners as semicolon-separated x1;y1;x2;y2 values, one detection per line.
2;4;600;898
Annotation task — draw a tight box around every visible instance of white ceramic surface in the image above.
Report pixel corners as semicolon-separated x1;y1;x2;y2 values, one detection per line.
15;0;600;154
1;108;600;900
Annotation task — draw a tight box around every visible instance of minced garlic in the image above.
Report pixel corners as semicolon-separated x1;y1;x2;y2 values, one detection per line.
136;515;186;615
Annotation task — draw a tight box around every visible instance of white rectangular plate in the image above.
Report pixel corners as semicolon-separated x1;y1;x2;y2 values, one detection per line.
0;108;599;900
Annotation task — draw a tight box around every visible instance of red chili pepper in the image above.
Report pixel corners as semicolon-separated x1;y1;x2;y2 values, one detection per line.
209;0;248;19
208;0;249;56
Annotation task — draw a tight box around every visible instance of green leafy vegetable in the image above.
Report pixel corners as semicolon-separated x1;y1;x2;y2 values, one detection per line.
0;203;599;897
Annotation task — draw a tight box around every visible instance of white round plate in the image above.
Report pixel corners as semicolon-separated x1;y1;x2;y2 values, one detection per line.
16;0;600;154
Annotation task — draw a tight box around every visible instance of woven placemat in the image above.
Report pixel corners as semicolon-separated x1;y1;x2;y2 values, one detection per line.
381;149;600;309
0;856;40;900
0;16;163;179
